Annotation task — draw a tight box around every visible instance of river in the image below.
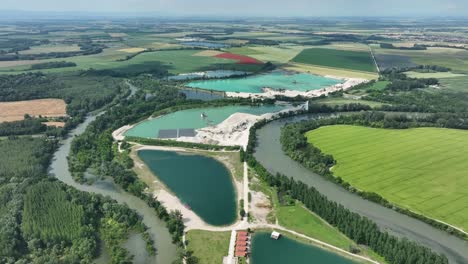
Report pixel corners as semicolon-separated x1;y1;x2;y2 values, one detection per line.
254;114;468;264
48;114;177;264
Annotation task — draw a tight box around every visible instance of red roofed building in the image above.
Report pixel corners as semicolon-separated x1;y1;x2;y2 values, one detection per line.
237;231;248;236
235;251;247;257
236;246;247;252
236;235;248;241
236;241;248;247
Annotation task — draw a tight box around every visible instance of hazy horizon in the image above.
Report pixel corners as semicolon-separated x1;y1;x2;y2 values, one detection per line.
1;0;467;17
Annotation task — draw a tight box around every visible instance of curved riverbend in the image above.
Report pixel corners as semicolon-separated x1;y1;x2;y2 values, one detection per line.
48;114;177;264
254;114;468;264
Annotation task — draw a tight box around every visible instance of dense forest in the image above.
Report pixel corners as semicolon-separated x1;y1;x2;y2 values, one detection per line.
245;117;449;264
0;137;156;263
280;111;468;239
0;72;127;135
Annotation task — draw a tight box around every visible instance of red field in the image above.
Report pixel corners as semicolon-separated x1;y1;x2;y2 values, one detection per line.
215;53;262;64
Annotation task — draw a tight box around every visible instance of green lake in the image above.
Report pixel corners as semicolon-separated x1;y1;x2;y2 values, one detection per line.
138;150;237;226
251;232;357;264
186;71;342;93
125;104;288;138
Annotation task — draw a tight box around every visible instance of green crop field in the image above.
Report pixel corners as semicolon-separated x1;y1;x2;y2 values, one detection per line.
186;230;231;264
292;48;377;73
0;49;264;75
22;181;85;241
306;125;468;232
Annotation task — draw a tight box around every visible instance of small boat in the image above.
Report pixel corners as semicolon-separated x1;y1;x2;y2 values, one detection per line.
201;112;207;118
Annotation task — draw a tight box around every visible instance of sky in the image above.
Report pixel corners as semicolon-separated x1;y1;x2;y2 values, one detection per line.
1;0;467;17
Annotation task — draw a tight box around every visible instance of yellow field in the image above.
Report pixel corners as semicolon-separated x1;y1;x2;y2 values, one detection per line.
19;44;81;55
248;45;307;63
0;60;43;68
43;122;66;127
109;33;128;37
192;50;224;57
285;63;379;80
404;71;466;79
0;99;67;122
118;47;146;53
144;42;181;50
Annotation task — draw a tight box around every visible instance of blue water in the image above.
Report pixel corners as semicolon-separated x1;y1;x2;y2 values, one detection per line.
186;71;342;93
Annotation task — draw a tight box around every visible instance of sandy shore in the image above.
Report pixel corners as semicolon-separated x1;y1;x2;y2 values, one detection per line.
225;77;368;99
112;124;133;141
134;145;245;231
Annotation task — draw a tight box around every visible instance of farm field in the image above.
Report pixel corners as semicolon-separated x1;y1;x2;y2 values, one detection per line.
312;97;385;108
0;98;67;122
306;125;468;232
292;48;377;73
439;76;468;92
0;49;264;74
372;46;468;74
404;71;466;79
285;63;379;79
19;44;81;55
186;230;230;264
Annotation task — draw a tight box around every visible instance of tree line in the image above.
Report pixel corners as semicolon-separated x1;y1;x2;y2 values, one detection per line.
280;111;468;240
244;114;449;264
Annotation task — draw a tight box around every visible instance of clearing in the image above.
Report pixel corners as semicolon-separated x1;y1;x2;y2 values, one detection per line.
285;63;378;80
404;71;466;79
306;125;468;232
292;48;377;73
0;98;67;122
186;230;231;264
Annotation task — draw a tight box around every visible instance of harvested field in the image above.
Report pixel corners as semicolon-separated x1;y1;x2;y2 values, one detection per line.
19;44;81;55
404;71;466;79
215;52;262;64
109;33;128;37
285;63;379;80
43;122;66;127
0;99;67;122
192;50;224;57
0;60;43;68
118;47;146;53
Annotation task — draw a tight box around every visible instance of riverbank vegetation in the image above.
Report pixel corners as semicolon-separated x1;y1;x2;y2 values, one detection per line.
246;116;449;264
280;112;468;239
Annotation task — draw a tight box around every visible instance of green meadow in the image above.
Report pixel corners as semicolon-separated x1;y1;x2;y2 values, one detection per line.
0;49;263;75
306;125;468;232
292;48;377;73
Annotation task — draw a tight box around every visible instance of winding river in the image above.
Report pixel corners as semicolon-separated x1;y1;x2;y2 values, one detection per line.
254;114;468;264
48;114;177;264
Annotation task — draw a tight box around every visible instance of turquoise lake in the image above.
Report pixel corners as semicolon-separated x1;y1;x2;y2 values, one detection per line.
186;71;342;93
251;232;357;264
138;150;237;226
125;104;288;138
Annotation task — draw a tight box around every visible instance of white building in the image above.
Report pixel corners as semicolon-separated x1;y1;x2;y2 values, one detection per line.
271;231;281;240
